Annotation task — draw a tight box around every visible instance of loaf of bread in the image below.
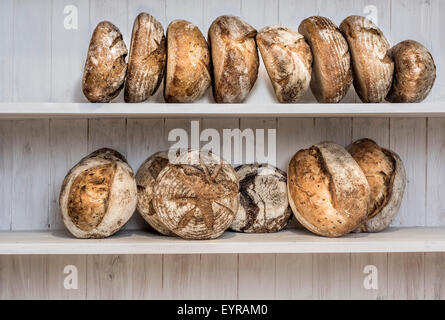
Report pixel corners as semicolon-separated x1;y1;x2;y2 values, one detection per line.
208;15;259;103
82;21;128;103
340;16;394;103
231;163;291;233
164;20;211;103
348;139;406;233
136;151;175;236
298;16;352;103
59;148;137;238
124;13;166;103
256;26;312;103
153;150;239;239
287;142;370;237
386;40;436;103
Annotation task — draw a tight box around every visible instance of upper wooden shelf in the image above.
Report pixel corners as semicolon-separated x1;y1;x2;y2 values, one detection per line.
0;102;444;118
1;227;444;255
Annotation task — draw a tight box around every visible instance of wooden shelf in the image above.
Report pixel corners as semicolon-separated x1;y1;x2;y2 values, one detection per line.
1;227;445;255
0;102;445;118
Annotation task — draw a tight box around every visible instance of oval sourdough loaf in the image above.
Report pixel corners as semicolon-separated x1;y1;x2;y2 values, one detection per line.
340;15;394;103
164;20;211;103
59;148;137;239
231;163;291;233
298;16;353;103
136;151;175;236
124;13;166;103
348;139;406;233
153;150;239;239
256;26;312;103
208;15;259;103
386;40;436;103
82;21;128;103
287;142;370;237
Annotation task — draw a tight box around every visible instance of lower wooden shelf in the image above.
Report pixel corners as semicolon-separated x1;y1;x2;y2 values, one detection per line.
0;227;444;254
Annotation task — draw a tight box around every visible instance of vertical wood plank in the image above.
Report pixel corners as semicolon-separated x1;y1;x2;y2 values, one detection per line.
0;0;13;102
48;255;87;299
13;0;52;102
87;118;127;155
388;253;424;300
166;0;204;32
49;120;88;230
0;121;13;230
276;254;313;299
350;253;388;300
425;253;445;300
203;0;241;32
390;118;426;227
315;118;352;146
238;254;276;299
12;120;50;230
163;254;202;299
200;255;238;299
352;118;390;147
430;0;444;100
313;254;351;300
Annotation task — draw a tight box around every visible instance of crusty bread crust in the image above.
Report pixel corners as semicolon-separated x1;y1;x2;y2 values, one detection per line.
82;21;128;103
164;20;211;103
340;16;394;103
208;15;259;103
298;16;352;103
257;26;312;103
124;13;166;103
386;40;436;103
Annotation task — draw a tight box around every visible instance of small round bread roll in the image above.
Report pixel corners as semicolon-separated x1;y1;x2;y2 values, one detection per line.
386;40;436;103
340;16;394;103
231;163;291;233
348;139;406;233
287;142;370;237
298;16;353;103
125;13;166;103
59;148;137;239
153;150;239;240
136;151;175;236
164;20;211;103
256;26;312;103
208;15;259;103
82;21;128;103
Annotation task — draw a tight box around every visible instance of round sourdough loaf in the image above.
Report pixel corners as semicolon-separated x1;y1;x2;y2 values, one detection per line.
386;40;436;103
256;26;312;103
348;139;406;233
287;142;370;237
340;16;394;103
164;20;211;103
298;16;353;103
231;163;291;233
82;21;128;103
59;148;137;239
135;151;175;236
153;150;239;240
124;13;166;103
208;15;259;103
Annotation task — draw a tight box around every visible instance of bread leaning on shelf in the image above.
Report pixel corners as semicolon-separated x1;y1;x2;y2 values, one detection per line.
82;21;128;103
59;148;137;239
340;15;394;103
124;13;166;103
348;139;406;233
287;142;370;237
208;15;259;103
386;40;436;103
256;25;313;103
298;16;353;103
164;20;211;103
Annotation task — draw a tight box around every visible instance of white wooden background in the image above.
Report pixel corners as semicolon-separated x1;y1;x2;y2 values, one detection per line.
0;0;445;299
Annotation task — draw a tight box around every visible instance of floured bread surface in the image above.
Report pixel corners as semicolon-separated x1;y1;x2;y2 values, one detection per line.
231;163;291;233
153;150;239;239
125;13;166;102
257;26;312;103
287;142;370;237
136;151;175;236
208;15;259;103
59;148;137;239
164;20;211;102
298;16;352;103
82;21;128;103
340;16;394;103
387;40;436;103
348;139;406;233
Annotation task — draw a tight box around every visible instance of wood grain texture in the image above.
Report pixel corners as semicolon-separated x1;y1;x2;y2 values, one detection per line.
388;253;425;300
203;0;241;31
238;254;276;299
0;0;13;102
48;255;87;299
162;254;202;299
315;118;352;147
200;254;238;299
430;0;444;100
0;121;13;230
87;118;127;155
276;254;313;299
425;253;445;300
352;118;390;147
166;0;204;32
313;254;351;299
350;253;388;300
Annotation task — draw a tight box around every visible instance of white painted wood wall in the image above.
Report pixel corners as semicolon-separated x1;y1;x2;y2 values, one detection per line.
0;0;445;299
